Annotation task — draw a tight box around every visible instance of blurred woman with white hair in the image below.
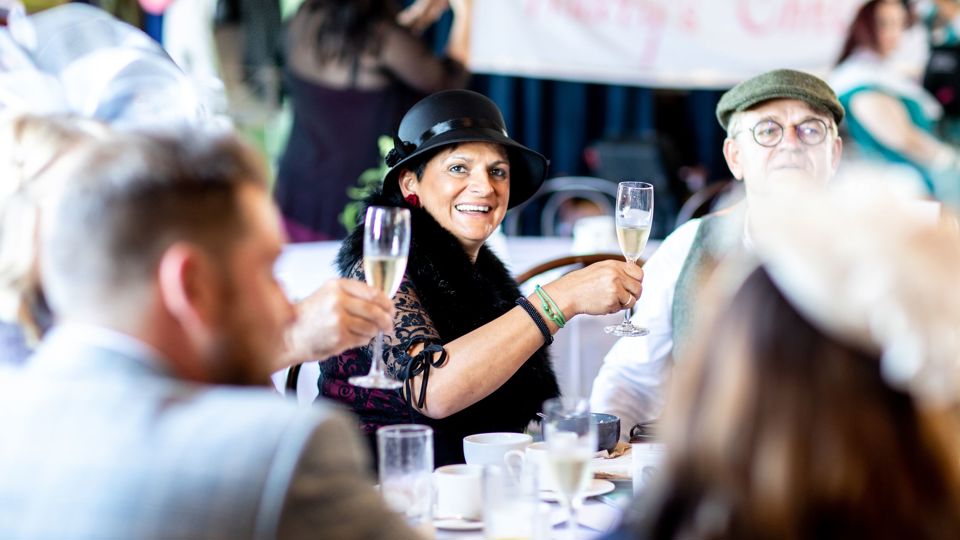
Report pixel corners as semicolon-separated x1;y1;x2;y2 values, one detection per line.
0;114;107;365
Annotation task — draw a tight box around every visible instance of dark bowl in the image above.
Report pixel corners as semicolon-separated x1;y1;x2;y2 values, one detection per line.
591;413;621;453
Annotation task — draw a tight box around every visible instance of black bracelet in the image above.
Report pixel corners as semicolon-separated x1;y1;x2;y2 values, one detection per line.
516;296;554;345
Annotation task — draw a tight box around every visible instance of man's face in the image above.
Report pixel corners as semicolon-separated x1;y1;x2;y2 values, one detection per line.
723;98;842;206
210;184;295;385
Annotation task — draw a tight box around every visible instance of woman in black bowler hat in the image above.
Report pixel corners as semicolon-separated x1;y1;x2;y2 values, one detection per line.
320;89;645;466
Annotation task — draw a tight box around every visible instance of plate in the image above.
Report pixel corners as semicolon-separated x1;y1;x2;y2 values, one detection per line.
434;517;483;531
539;479;616;502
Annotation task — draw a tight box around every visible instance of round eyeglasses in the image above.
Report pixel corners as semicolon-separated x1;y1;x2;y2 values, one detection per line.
737;118;830;147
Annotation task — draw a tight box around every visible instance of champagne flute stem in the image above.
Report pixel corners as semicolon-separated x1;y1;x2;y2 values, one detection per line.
372;330;384;377
567;498;579;540
623;307;631;324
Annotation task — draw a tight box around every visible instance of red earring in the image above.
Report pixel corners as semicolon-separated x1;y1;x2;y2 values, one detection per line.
404;194;420;208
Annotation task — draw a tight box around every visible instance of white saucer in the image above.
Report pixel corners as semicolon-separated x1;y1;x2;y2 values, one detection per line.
539;479;616;502
434;517;483;531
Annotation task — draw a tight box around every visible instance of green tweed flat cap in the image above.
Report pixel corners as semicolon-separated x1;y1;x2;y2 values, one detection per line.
715;69;845;130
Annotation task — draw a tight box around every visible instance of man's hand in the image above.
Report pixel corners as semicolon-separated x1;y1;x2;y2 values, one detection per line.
280;279;394;370
397;0;449;33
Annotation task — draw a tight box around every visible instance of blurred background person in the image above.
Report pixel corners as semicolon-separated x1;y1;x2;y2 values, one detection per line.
0;3;395;374
275;0;471;242
832;0;960;204
610;184;960;540
320;89;644;466
0;113;107;366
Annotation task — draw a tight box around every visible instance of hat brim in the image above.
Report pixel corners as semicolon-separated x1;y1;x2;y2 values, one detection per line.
384;127;548;209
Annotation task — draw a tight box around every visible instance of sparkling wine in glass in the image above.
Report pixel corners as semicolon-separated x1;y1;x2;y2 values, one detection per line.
605;181;654;337
349;206;411;389
543;398;597;540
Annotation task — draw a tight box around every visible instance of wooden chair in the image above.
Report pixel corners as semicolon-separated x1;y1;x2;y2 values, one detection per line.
516;252;633;285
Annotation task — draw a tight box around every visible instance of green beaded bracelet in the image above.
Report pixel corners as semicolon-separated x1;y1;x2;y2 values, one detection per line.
534;285;566;328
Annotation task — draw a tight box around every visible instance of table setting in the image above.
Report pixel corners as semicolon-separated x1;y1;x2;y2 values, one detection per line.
374;405;666;540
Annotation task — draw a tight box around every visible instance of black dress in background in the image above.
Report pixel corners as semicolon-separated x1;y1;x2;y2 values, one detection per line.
276;73;413;241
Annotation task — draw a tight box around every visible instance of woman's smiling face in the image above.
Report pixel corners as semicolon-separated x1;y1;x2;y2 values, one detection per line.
399;142;511;259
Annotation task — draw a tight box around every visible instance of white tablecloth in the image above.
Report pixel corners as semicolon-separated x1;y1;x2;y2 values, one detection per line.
272;235;658;404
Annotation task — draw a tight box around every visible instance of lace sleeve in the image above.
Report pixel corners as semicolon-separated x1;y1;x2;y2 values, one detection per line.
386;276;449;409
349;261;447;408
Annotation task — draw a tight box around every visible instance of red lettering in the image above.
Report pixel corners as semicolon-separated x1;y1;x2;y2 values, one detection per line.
679;0;701;32
738;0;779;36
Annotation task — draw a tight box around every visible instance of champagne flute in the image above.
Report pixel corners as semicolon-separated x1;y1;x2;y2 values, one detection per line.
349;206;411;390
604;181;654;337
542;397;597;540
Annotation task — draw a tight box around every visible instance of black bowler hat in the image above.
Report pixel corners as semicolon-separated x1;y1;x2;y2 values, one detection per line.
383;89;548;208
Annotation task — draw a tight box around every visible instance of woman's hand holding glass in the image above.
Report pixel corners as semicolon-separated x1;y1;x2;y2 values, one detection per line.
538;260;644;321
605;181;653;336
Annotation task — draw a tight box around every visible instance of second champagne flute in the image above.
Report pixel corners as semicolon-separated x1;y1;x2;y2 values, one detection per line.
605;181;653;337
349;206;410;390
542;397;597;540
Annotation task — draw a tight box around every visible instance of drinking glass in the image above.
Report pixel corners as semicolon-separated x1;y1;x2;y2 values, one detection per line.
378;425;434;535
483;464;550;540
349;206;411;389
542;397;597;540
604;181;654;337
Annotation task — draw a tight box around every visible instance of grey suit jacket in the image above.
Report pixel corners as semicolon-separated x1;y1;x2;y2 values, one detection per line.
0;328;420;540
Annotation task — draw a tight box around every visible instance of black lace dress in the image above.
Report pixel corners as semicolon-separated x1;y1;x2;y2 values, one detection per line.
319;191;560;467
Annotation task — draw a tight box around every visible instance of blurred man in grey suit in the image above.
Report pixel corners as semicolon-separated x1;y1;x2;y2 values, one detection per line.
0;131;422;539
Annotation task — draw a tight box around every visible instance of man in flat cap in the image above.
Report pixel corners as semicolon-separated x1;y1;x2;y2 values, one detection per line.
591;69;844;434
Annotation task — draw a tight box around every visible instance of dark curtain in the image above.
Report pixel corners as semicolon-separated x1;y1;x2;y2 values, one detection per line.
428;11;729;236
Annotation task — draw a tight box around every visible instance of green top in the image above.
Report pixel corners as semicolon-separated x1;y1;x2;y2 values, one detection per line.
839;85;937;193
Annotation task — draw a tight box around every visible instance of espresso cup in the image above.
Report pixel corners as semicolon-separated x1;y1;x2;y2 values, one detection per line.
433;464;483;521
462;432;533;466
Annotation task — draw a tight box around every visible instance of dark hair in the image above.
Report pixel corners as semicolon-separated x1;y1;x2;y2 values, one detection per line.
299;0;401;63
837;0;914;65
409;144;460;181
405;143;513;182
625;266;960;540
41;130;267;320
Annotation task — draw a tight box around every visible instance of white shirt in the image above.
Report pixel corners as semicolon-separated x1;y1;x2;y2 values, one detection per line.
589;218;701;436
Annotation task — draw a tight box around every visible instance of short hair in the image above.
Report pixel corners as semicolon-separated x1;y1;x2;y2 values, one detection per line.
627;266;960;539
40;129;268;323
0;113;107;337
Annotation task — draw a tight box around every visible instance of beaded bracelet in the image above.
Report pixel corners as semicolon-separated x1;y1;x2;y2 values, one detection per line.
516;296;554;345
534;285;566;328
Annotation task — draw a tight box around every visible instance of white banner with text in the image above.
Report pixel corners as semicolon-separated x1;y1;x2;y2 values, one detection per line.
470;0;865;89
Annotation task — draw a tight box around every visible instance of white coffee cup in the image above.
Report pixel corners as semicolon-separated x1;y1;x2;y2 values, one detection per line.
504;441;555;491
433;464;483;520
462;432;532;466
